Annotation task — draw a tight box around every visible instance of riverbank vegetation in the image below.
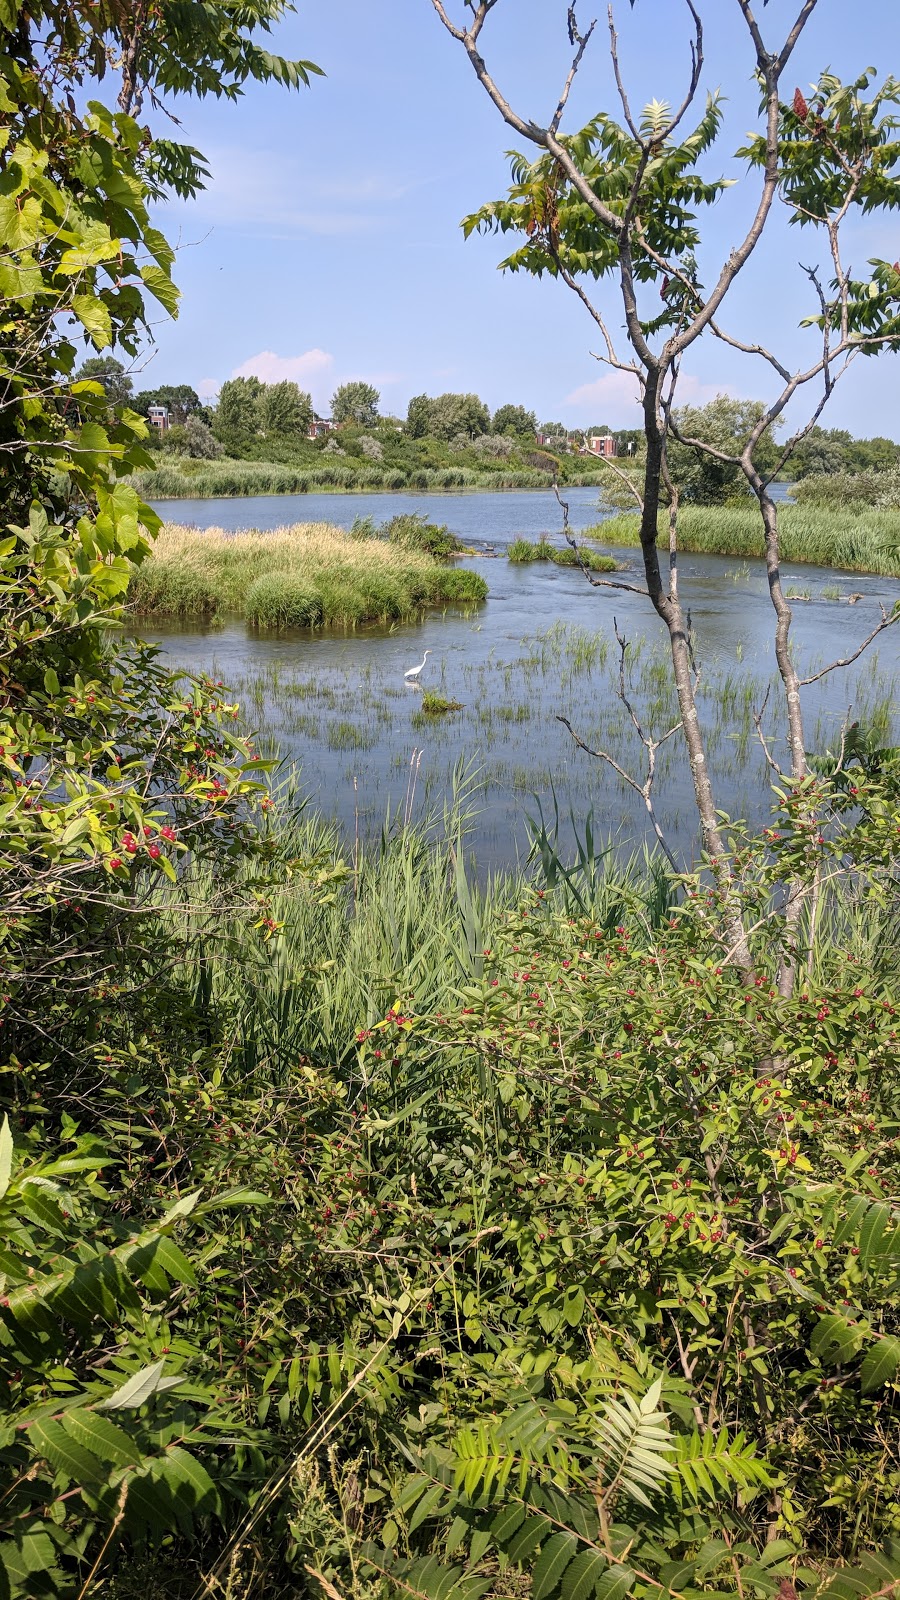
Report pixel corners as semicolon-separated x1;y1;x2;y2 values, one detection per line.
129;379;621;497
8;0;900;1593
792;467;900;510
128;523;488;627
132;453;610;499
588;505;900;574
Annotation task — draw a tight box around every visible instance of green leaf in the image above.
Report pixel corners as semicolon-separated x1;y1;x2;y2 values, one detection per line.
162;1190;201;1224
532;1532;579;1600
71;294;113;347
29;1419;106;1485
195;1186;272;1213
562;1549;609;1600
810;1314;860;1367
0;1530;58;1584
61;1409;142;1469
409;1483;447;1534
563;1286;585;1327
594;1567;635;1600
860;1336;900;1393
860;1202;890;1268
158;1445;218;1510
506;1514;552;1565
152;1236;198;1287
139;263;180;316
97;1358;183;1410
488;1504;526;1547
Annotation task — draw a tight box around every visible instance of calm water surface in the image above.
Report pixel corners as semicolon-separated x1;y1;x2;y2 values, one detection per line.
146;487;900;871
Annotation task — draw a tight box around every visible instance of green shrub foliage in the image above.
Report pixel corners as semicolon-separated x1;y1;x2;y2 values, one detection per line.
6;0;900;1592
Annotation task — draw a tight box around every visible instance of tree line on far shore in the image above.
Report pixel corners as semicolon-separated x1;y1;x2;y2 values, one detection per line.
75;355;900;496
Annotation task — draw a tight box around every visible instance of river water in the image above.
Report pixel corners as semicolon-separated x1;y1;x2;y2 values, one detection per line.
146;487;900;870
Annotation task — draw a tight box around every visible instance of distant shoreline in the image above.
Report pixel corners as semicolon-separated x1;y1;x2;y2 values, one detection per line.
143;479;611;502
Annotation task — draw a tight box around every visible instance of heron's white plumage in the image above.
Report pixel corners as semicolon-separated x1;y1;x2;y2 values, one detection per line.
403;650;432;682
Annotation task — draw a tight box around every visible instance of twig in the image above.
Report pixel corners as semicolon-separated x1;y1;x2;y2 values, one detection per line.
799;608;900;685
557;620;682;872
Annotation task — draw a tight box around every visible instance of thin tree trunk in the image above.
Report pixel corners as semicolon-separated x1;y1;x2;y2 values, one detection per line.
638;374;753;973
755;485;809;996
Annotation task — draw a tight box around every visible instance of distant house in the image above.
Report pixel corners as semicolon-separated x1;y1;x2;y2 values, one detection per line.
536;430;571;450
584;433;617;458
148;405;169;433
308;416;336;439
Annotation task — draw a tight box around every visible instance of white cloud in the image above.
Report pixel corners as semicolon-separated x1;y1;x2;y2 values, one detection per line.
563;369;735;420
197;377;220;400
563;370;643;417
670;375;738;407
232;349;335;387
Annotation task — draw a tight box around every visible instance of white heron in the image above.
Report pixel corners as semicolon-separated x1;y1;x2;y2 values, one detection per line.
403;649;432;683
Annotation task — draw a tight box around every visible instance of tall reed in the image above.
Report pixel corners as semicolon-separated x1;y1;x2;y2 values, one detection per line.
589;505;900;574
174;775;679;1079
129;522;487;626
132;459;614;499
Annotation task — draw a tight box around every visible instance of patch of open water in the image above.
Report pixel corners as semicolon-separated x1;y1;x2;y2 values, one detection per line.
145;487;900;872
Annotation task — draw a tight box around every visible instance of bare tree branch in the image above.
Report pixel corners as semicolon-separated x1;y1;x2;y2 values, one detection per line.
550;10;598;136
558;620;682;871
799;608;900;686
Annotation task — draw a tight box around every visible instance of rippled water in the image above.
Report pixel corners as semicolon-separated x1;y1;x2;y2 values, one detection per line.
145;486;900;870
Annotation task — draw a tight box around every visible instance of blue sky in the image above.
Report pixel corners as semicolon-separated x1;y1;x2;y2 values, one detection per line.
144;0;900;437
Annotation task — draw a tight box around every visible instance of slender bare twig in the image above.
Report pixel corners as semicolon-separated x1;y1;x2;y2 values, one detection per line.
558;620;683;872
550;9;598;136
799;608;900;686
553;482;648;595
753;687;786;779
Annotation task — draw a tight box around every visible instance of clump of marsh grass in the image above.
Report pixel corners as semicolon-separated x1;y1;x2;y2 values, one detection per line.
384;513;464;559
588;506;900;575
419;690;464;714
129;522;487;629
507;537;617;572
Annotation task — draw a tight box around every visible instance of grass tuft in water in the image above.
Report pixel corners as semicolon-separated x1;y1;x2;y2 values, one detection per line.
129;522;488;629
507;537;617;571
419;690;465;714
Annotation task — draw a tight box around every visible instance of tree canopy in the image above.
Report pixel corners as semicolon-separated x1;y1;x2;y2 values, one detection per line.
133;384;204;424
260;379;313;437
668;395;783;504
492;402;537;437
331;380;380;426
406;392;490;440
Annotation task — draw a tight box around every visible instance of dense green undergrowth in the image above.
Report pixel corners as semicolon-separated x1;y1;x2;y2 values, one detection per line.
589;506;900;574
128;522;488;627
8;786;900;1595
792;468;900;511
8;2;900;1592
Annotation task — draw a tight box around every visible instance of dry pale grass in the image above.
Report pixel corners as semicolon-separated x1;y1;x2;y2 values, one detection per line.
130;521;487;626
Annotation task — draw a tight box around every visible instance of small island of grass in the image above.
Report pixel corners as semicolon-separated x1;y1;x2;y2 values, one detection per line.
507;536;617;571
129;521;488;629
